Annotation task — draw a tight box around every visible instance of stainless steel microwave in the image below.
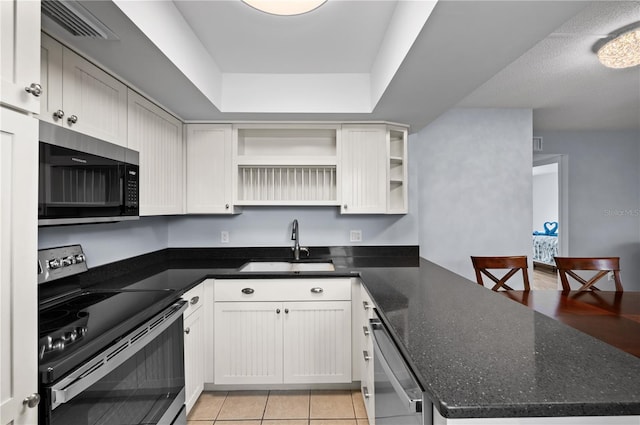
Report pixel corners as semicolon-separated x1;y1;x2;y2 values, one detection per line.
38;121;139;226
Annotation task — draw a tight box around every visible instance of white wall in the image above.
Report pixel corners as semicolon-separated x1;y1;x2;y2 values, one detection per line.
532;166;558;233
38;216;170;268
416;108;533;288
535;130;640;291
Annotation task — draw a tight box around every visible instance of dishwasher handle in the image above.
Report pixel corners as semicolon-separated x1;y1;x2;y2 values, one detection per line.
370;317;423;414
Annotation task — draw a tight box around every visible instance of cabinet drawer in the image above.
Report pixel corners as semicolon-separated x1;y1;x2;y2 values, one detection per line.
214;279;351;302
182;283;204;317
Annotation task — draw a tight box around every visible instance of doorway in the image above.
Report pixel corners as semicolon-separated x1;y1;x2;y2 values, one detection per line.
532;155;567;289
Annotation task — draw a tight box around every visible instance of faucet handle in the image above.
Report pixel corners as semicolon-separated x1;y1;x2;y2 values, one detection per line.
300;247;310;257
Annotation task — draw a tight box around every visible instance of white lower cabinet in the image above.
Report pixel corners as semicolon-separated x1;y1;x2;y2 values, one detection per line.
359;284;375;424
213;279;352;385
182;284;204;414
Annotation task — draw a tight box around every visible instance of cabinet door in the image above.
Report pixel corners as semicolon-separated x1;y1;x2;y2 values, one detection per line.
128;90;184;215
214;302;283;385
184;307;204;414
283;301;352;384
39;33;64;126
341;125;387;214
62;48;128;146
0;0;40;114
185;124;236;214
0;108;39;425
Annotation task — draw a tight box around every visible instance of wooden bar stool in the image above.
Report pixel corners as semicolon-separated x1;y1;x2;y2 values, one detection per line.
470;256;531;291
554;257;623;292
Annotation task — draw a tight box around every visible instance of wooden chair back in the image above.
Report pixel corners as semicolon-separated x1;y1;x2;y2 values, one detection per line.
470;256;530;291
554;257;623;292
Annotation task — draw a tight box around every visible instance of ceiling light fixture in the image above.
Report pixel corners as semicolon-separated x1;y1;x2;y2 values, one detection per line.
595;23;640;69
241;0;327;16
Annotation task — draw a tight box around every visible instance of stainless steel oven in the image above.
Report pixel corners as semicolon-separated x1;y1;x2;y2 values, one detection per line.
38;246;187;425
370;311;430;425
38;121;139;226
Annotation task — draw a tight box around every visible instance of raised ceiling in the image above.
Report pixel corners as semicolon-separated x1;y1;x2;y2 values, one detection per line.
43;1;640;132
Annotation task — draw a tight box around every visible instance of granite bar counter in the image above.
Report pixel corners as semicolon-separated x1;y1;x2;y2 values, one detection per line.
38;247;640;420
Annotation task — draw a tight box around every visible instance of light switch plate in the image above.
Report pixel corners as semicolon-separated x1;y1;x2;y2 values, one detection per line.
350;230;362;242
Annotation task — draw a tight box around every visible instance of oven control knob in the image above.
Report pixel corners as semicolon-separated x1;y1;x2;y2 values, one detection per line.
64;330;78;342
62;256;76;266
76;326;88;337
75;254;86;263
48;258;62;269
52;339;65;351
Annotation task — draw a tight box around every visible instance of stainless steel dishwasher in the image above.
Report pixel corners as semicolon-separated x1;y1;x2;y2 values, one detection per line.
370;311;430;425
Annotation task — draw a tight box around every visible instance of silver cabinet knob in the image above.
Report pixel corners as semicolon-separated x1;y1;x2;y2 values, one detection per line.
190;296;199;305
363;301;370;310
310;287;323;294
284;308;289;314
67;115;78;124
241;288;254;295
276;308;281;314
184;327;190;334
343;204;348;209
363;350;372;361
53;109;64;120
362;387;370;399
23;393;40;408
225;204;230;209
25;83;42;97
363;325;370;336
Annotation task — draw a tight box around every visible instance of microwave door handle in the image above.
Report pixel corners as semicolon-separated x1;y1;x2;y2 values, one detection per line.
50;301;187;410
370;319;422;413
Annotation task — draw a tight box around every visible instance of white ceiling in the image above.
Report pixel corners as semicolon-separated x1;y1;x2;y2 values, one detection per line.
44;0;640;133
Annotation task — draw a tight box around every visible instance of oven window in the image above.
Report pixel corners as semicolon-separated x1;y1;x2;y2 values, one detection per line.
49;319;184;425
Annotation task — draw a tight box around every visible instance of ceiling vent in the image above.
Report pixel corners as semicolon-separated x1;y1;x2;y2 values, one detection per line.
532;137;543;152
42;0;119;40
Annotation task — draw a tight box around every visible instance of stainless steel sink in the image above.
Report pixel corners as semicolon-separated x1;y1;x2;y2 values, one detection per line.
239;261;335;272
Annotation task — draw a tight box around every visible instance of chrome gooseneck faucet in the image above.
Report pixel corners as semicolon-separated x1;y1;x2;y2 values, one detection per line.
291;219;309;260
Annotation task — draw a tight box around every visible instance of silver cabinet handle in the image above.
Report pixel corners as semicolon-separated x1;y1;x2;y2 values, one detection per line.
225;203;230;209
363;350;372;361
343;204;348;209
310;287;323;294
241;288;254;294
276;308;281;314
53;109;64;120
362;386;370;399
67;115;78;124
363;301;370;310
23;393;40;408
184;327;190;335
284;308;289;314
363;325;370;336
190;296;199;305
25;83;42;97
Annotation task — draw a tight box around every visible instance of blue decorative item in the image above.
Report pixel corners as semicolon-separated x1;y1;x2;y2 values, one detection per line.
543;221;558;236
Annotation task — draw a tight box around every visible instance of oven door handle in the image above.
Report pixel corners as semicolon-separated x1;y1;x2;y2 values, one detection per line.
370;317;423;414
50;300;187;410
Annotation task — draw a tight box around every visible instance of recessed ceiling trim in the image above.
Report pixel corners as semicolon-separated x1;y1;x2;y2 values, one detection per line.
241;0;327;16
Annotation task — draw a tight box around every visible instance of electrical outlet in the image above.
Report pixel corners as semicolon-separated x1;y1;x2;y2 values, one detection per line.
350;230;362;242
221;231;229;243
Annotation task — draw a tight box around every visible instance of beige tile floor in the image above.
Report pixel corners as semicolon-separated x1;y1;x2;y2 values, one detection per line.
188;389;370;425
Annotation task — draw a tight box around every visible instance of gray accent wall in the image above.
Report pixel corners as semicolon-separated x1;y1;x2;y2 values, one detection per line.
535;130;640;291
416;108;534;288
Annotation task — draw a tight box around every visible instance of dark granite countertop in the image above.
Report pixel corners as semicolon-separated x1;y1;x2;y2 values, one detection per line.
38;247;640;419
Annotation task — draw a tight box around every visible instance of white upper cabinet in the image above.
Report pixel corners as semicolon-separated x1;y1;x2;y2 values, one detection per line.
0;0;41;114
341;125;388;214
340;124;408;214
39;33;128;147
128;89;184;215
185;124;238;214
